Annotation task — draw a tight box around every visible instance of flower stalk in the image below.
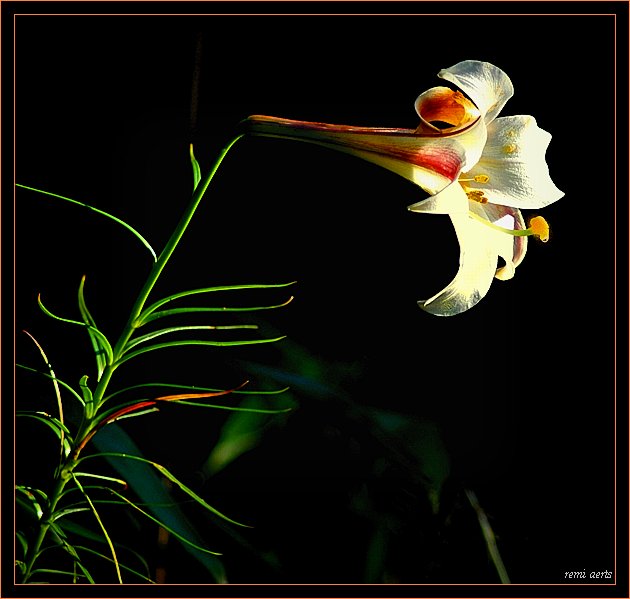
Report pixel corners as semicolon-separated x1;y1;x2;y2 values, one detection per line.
109;134;244;383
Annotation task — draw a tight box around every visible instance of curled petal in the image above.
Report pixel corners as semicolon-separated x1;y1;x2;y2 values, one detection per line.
418;210;500;316
414;86;480;134
412;86;489;173
465;115;564;209
244;115;474;194
438;60;514;124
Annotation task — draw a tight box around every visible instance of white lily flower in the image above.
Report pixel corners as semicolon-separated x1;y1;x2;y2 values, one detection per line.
244;60;564;316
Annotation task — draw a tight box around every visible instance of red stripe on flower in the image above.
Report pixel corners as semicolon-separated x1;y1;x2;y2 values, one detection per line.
245;116;463;182
368;144;463;181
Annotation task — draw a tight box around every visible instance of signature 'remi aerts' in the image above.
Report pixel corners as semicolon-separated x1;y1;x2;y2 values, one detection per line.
243;60;564;316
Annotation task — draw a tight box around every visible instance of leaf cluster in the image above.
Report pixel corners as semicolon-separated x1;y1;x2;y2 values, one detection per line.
16;144;294;583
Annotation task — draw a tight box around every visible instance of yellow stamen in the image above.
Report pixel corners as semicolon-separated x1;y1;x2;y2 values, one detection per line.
528;216;550;242
468;212;551;241
503;143;518;154
466;190;488;203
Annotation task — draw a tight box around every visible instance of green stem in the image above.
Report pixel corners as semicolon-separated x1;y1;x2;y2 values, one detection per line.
465;488;511;584
97;134;244;407
21;474;70;582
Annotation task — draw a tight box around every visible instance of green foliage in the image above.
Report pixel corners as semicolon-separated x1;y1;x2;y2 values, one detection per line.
204;393;297;476
78;276;110;380
15;184;158;262
91;424;227;582
16;141;294;583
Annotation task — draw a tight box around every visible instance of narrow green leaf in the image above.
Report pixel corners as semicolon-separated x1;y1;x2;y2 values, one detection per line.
16;411;72;436
73;545;154;583
108;488;225;557
22;331;67;459
104;381;289;403
190;144;202;191
54;518;108;544
16;412;74;454
55;495;135;513
29;568;92;580
16;532;29;558
16;488;45;520
50;522;97;584
71;475;122;583
91;400;159;427
173;400;292;414
17;485;49;505
124;324;259;353
80;452;248;528
137;282;296;324
106;406;160;422
79;375;95;418
73;472;127;487
48;522;97;583
97;391;290;419
90;424;226;582
115;336;286;367
37;296;114;366
149;462;251;528
78;276;108;379
78;564;97;584
59;484;177;509
17;183;157;261
37;296;87;327
140;298;295;325
17;363;86;407
51;506;91;521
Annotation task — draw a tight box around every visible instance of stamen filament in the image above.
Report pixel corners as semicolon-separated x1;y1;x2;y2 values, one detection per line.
468;211;549;241
459;174;490;183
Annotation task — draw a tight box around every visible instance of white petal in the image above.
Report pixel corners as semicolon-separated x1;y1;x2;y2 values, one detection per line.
465;115;564;209
418;211;501;316
408;179;469;214
438;60;514;124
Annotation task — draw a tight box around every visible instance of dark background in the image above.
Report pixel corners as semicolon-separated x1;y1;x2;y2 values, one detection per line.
7;2;627;593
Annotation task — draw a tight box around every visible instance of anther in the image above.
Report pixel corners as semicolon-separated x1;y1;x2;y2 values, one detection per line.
466;190;488;203
503;143;518;154
468;211;552;241
529;216;550;242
